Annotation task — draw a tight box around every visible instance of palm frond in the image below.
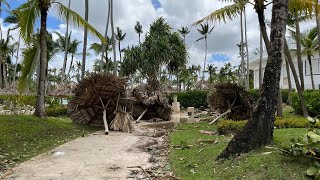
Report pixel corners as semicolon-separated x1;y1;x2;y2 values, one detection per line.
193;0;246;25
16;0;40;43
53;2;106;43
18;44;40;93
288;0;313;16
195;37;205;42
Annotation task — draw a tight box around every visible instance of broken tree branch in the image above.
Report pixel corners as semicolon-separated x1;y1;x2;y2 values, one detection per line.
209;109;231;125
136;108;147;123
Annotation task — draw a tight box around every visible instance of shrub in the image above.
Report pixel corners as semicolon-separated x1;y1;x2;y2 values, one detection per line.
46;106;68;117
217;117;320;134
290;90;320;116
0;95;36;106
248;89;260;102
168;91;208;108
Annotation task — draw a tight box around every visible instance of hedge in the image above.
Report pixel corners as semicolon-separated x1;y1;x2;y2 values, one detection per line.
290;90;320;117
46;106;68;117
168;91;208;108
217;117;317;134
248;89;292;103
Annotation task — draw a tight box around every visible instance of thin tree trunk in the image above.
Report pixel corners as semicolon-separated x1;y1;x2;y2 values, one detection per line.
138;33;141;44
2;63;7;87
285;40;308;117
81;0;89;80
294;10;304;91
0;1;2;40
118;41;121;63
13;35;21;82
202;36;207;81
316;4;320;59
35;6;48;117
285;58;292;105
67;54;74;79
277;88;283;117
244;7;250;90
0;62;3;88
240;9;245;86
308;56;315;90
101;0;111;73
259;30;263;89
62;0;71;81
110;0;117;76
218;0;289;159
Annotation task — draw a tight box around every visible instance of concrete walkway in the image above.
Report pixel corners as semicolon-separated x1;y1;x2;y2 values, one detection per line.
5;129;153;180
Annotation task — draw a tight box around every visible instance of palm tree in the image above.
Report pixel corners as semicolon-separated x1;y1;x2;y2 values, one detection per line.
115;27;126;62
134;21;143;44
4;12;20;82
207;64;217;83
101;0;111;74
62;0;71;81
178;26;190;43
16;0;105;117
301;27;318;90
89;40;111;72
81;0;89;80
195;23;214;81
0;0;10;40
67;39;81;79
109;0;117;76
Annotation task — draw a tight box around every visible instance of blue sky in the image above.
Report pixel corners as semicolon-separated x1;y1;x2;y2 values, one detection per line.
208;54;230;64
151;0;161;9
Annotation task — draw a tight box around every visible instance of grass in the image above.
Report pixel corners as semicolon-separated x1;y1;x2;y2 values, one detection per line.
169;123;311;180
0;115;101;171
169;107;313;179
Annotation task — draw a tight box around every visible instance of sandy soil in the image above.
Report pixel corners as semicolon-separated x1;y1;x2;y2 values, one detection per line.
3;122;172;180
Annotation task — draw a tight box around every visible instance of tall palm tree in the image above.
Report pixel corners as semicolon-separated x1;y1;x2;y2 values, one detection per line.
134;21;143;44
101;0;111;74
89;40;111;72
4;12;20;82
110;0;117;76
81;0;89;80
62;0;71;81
16;0;105;117
0;0;10;40
195;23;214;80
207;64;217;83
115;27;126;62
178;26;190;43
301;27;318;90
67;39;81;79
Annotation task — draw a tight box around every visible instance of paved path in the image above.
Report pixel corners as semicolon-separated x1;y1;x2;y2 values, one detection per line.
5;128;153;180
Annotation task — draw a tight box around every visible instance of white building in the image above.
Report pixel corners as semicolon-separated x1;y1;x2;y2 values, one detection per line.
249;54;320;90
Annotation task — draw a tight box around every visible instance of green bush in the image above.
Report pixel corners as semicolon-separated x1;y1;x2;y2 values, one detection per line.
248;89;292;103
217;117;320;134
46;106;68;117
168;91;208;108
290;90;320;116
0;95;36;106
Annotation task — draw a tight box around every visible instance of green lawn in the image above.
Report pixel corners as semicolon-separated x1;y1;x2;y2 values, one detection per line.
169;122;312;180
0;115;101;171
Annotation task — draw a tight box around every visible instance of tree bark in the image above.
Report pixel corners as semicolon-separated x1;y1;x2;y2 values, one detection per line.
218;0;289;159
240;10;245;86
118;40;121;63
62;0;71;81
2;63;7;88
308;56;315;90
101;0;111;73
259;30;263;89
67;54;74;79
244;7;250;90
202;36;207;81
81;0;89;80
277;88;283;117
294;10;304;91
35;6;48;117
316;3;320;59
13;35;21;82
285;58;292;105
284;40;308;117
110;0;117;76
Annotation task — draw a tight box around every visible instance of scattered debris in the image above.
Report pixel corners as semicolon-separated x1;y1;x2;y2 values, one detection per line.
199;130;218;136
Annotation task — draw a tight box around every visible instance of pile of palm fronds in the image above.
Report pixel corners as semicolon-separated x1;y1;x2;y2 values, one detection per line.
207;83;253;120
132;85;172;121
48;82;77;97
67;73;133;132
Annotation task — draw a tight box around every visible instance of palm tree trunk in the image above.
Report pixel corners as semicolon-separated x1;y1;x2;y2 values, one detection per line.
35;6;48;118
2;63;7;87
277;88;283;117
202;36;207;81
259;30;263;89
285;58;292;105
316;4;320;59
284;40;308;117
13;35;21;82
110;0;117;76
0;1;2;40
138;33;141;44
118;41;121;63
67;53;74;79
308;55;315;90
62;0;71;81
244;7;250;90
81;0;89;80
101;0;111;73
218;0;289;159
294;10;304;91
240;9;245;86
